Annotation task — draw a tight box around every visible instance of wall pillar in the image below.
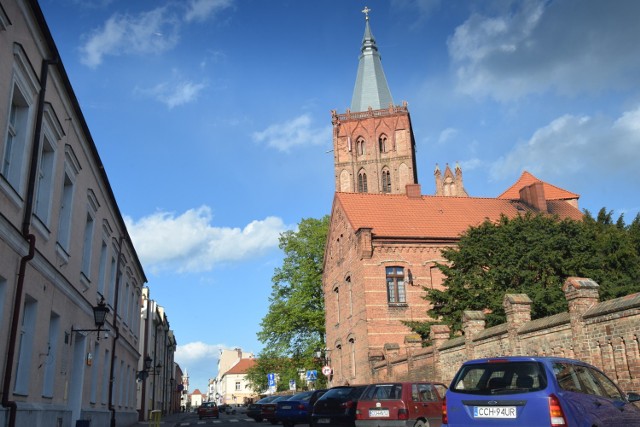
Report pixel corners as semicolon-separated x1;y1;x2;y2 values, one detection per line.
563;277;600;362
463;311;485;361
503;294;532;355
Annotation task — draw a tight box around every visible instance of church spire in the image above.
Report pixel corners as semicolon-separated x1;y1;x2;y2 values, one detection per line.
350;7;394;112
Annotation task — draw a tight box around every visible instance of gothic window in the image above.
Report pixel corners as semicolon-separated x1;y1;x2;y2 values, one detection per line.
334;285;340;324
386;266;406;304
381;169;391;193
378;134;388;153
349;337;356;378
356;137;366;156
357;170;368;193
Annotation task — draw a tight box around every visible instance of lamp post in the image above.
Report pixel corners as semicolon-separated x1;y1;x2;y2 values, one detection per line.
72;297;110;340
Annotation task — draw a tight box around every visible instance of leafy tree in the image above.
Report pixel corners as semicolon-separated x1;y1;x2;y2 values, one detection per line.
247;216;330;392
409;210;640;338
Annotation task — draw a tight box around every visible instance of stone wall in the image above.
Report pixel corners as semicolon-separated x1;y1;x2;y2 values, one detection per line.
371;277;640;392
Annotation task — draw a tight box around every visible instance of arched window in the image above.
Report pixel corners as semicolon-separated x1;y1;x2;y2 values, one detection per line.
357;171;368;193
378;134;388;153
381;169;391;193
349;337;356;379
386;266;406;304
357;138;366;156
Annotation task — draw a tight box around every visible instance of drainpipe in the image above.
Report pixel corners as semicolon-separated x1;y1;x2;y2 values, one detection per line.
139;294;150;421
1;56;57;427
109;236;124;427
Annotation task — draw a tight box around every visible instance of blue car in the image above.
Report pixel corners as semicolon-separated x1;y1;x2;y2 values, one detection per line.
443;356;640;426
276;389;327;427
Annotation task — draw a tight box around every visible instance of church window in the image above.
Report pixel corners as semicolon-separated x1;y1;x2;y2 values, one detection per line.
378;134;387;153
356;138;366;156
381;169;391;193
357;171;368;193
386;266;406;304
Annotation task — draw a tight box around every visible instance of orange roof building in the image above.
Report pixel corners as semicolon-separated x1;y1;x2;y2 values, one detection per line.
322;11;584;387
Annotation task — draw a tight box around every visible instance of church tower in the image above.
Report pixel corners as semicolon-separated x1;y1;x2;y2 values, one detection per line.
332;7;418;194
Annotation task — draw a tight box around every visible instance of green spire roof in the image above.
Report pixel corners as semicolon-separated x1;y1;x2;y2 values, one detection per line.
350;8;394;112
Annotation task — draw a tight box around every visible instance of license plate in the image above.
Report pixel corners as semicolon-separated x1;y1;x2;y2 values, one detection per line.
281;405;291;409
474;406;516;418
369;409;389;417
317;418;331;424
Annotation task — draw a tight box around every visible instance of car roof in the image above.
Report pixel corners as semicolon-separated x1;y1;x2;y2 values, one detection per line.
462;356;593;365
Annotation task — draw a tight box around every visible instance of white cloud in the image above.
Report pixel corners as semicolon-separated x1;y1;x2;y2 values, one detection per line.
80;7;180;67
448;0;640;101
140;79;208;108
184;0;233;23
437;127;458;144
124;206;291;273
176;341;222;363
252;114;332;152
490;105;640;181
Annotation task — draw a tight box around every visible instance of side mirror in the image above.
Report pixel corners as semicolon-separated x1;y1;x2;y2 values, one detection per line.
627;392;640;403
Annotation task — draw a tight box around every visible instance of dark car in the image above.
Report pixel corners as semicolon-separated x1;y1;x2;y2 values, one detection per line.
276;389;328;427
311;385;368;426
197;401;220;420
247;395;280;422
356;381;447;427
262;395;293;424
442;356;640;426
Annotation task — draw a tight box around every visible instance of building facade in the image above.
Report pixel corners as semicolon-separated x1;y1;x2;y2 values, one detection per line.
322;11;585;386
0;1;177;426
212;349;256;405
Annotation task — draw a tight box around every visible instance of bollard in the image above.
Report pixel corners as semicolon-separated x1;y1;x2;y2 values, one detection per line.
149;410;162;427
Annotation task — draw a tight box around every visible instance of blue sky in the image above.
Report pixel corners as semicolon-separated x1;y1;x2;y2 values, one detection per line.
39;0;640;392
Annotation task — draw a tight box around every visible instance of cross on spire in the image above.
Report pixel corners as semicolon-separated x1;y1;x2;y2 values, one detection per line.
362;6;371;20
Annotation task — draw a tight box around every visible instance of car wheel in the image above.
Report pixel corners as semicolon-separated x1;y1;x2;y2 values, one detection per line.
255;417;263;422
413;420;427;427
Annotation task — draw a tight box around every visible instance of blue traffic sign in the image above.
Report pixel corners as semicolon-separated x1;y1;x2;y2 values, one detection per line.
267;373;276;387
306;370;317;381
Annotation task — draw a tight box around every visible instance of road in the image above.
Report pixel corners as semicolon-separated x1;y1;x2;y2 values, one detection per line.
169;411;310;427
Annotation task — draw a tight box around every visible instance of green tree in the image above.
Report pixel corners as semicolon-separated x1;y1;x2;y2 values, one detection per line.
248;216;330;391
408;210;640;338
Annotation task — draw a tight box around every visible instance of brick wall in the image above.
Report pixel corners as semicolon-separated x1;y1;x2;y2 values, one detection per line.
371;277;640;392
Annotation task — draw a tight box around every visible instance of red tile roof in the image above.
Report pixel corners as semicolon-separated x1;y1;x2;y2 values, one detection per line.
225;358;256;375
498;171;579;200
334;191;583;240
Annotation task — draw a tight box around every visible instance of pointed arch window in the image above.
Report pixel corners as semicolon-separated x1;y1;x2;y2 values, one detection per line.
381;169;391;193
357;170;368;193
356;138;366;156
378;134;388;153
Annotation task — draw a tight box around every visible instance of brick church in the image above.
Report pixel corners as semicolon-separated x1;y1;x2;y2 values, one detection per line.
322;9;584;386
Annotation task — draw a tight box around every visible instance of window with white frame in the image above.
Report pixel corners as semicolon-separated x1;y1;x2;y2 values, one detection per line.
235;382;241;391
90;341;100;403
81;190;99;281
57;145;80;253
14;295;37;395
33;105;64;226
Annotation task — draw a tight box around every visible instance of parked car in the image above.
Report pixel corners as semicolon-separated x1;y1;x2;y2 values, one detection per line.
247;395;280;422
197;401;220;420
355;381;447;427
262;395;294;424
311;385;368;426
442;356;640;426
276;389;328;427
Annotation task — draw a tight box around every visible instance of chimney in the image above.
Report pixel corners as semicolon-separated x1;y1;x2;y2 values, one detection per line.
405;183;421;199
519;182;547;212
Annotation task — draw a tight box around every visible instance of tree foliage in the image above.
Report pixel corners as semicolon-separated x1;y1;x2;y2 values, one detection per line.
411;209;640;338
247;216;330;392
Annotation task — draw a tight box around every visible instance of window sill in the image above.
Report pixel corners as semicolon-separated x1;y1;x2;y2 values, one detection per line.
388;303;408;308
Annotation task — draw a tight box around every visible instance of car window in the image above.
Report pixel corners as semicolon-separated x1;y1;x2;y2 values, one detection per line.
589;368;624;400
363;384;402;400
433;384;447;399
451;361;545;395
415;383;437;402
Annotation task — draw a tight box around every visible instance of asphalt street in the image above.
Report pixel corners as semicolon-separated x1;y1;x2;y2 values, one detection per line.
130;409;311;427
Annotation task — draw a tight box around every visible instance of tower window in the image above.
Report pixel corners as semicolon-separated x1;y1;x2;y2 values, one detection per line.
379;135;388;153
357;138;366;156
381;169;391;193
357;171;368;193
386;266;406;304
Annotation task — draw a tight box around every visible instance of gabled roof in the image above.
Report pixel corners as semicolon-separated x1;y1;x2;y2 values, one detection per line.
224;358;256;375
499;171;579;201
334;190;583;240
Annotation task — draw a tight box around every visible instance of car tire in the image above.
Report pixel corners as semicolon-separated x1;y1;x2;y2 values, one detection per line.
413;420;427;427
255;417;263;422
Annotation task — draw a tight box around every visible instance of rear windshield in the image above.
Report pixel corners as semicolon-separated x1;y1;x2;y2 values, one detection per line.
361;384;403;400
450;361;547;395
319;386;365;401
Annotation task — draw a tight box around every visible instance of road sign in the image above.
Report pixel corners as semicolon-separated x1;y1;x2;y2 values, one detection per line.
306;370;317;381
322;365;333;376
267;373;276;387
289;379;296;391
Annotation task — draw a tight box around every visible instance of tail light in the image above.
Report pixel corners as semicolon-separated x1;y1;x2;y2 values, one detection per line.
340;400;354;411
398;408;408;420
549;394;567;426
297;403;306;410
355;408;363;420
442;396;448;425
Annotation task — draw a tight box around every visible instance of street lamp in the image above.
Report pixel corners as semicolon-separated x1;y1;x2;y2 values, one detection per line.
137;356;162;381
72;297;110;340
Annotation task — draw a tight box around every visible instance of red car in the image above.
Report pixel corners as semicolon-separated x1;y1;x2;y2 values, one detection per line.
197;401;220;420
355;381;447;427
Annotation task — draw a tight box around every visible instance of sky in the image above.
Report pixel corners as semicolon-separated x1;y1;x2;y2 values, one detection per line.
38;0;640;392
